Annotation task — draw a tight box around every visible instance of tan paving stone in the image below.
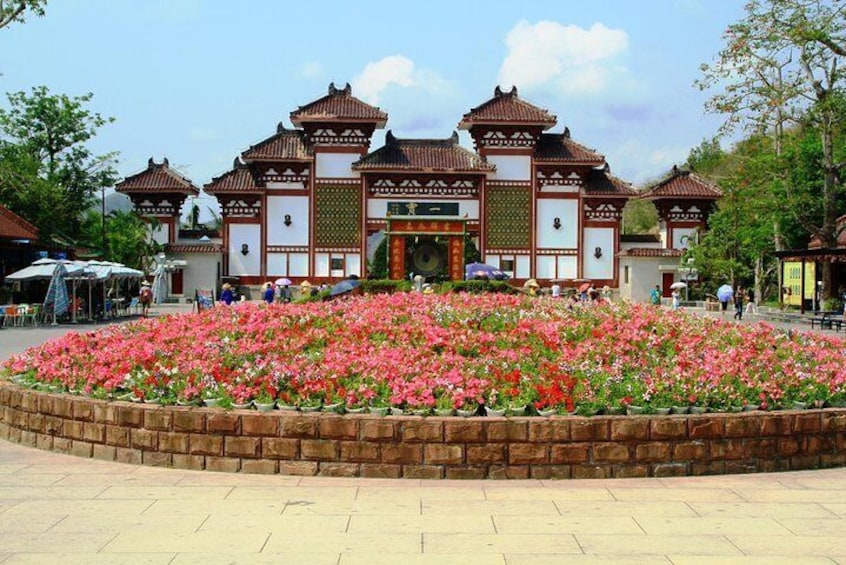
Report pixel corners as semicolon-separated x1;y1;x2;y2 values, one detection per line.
423;499;559;516
423;532;582;554
777;517;846;536
2;553;175;564
0;465;28;475
484;487;613;502
608;487;744;502
819;503;846;517
0;513;65;533
48;513;208;534
349;514;494;534
20;463;135;474
299;477;420;487
669;557;834;565
262;532;421;553
728;535;846;556
141;499;285;517
104;530;269;553
357;486;485;502
53;473;187;486
175;473;301;486
635;516;792;536
555;501;698;518
689;501;833;519
1;499;153;520
172;554;340;565
350;499;420;515
738;489;846;503
0;486;107;500
96;485;233;500
0;554;9;564
494;515;643;535
200;513;349;533
226;485;357;501
504;556;668;565
341;554;499;565
0;474;65;487
0;532;114;553
576;534;742;556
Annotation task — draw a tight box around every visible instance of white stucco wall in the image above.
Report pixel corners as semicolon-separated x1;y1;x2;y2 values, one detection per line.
620;256;665;303
315;153;360;178
266;253;287;276
150;223;169;246
536;199;578;248
166;253;220;301
228;224;261;276
583;227;614;279
487;155;531;181
267;195;309;246
315;253;330;277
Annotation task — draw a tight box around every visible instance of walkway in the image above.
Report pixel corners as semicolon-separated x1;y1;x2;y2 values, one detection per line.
0;304;844;563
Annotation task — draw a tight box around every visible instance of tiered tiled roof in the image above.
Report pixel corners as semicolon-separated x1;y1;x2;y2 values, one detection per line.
0;204;38;240
458;86;557;129
204;159;260;193
353;131;495;172
640;166;723;200
242;126;310;162
535;130;605;164
617;248;684;258
290;83;388;126
583;166;638;197
116;158;199;195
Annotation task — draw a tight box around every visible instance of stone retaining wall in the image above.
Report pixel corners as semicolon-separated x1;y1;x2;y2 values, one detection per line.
1;382;845;479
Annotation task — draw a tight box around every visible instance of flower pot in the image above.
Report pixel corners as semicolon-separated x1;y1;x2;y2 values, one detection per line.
741;405;759;412
298;404;321;413
670;406;689;414
276;404;298;411
456;408;476;418
435;408;455;417
726;406;743;413
689;406;708;415
625;405;643;416
203;398;220;408
484;406;507;417
411;408;431;416
369;406;390;417
255;402;276;412
653;407;671;415
345;406;367;414
232;402;252;410
145;397;162;405
791;401;808;410
390;406;406;416
323;402;344;414
508;405;528;417
537;407;557;417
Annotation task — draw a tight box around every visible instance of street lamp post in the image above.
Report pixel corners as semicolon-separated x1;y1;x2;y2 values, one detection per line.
101;186;107;260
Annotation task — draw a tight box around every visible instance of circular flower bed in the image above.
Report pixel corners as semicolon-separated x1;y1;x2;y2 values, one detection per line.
4;294;846;415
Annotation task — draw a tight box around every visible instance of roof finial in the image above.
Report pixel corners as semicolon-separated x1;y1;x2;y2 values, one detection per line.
672;164;679;174
509;86;518;97
494;85;503;97
386;130;396;144
343;82;351;95
328;82;338;95
450;131;459;144
163;157;169;166
563;126;570;139
148;157;154;167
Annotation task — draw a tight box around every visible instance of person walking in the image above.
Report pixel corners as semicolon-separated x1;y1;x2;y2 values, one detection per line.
745;287;757;315
734;286;744;320
220;283;234;305
671;288;681;310
650;284;661;306
139;281;153;317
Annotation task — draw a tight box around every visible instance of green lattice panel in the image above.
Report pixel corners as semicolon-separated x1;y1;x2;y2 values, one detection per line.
315;185;361;247
486;186;530;248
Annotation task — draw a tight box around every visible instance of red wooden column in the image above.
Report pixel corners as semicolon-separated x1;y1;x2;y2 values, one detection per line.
449;235;464;281
389;235;406;280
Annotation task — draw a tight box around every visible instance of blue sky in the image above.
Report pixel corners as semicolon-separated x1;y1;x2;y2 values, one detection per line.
1;0;747;216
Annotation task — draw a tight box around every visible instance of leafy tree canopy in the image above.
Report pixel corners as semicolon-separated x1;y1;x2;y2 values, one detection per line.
0;0;45;30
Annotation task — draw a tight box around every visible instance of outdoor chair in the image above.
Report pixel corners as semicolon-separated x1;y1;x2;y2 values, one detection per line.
128;297;139;315
21;304;40;326
3;305;20;327
0;305;5;327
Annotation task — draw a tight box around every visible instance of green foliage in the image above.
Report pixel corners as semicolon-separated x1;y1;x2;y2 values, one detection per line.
447;280;518;294
0;86;117;244
360;280;412;294
80;210;160;269
370;236;388;279
0;0;46;30
621;199;659;235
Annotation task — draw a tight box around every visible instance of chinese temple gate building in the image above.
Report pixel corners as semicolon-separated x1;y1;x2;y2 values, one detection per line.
118;84;729;299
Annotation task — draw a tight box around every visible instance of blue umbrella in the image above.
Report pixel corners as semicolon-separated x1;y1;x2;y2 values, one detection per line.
717;284;734;302
329;279;361;296
464;262;509;281
43;262;70;325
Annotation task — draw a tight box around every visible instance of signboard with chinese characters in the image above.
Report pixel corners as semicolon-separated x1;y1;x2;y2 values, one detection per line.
387;202;459;216
387;217;466;235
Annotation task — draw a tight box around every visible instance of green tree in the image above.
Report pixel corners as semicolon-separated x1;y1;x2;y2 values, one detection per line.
698;0;846;299
80;210;160;269
621;199;659;235
0;0;46;30
0;86;117;244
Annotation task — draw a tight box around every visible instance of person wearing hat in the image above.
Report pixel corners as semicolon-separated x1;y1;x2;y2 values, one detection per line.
220;282;234;305
524;279;540;297
139;281;153;317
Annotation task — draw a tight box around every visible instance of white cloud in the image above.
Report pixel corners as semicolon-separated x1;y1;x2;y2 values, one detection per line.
498;20;630;95
353;55;417;104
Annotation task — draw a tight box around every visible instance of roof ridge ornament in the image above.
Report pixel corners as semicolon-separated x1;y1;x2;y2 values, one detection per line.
385;130;396;144
563;126;570;139
163;157;169;166
493;85;519;98
450;131;459;144
148;157;154;167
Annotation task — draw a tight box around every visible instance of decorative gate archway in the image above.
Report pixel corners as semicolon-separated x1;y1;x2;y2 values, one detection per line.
386;216;466;281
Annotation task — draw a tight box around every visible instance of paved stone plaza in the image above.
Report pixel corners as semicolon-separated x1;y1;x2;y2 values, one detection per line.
0;306;845;563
